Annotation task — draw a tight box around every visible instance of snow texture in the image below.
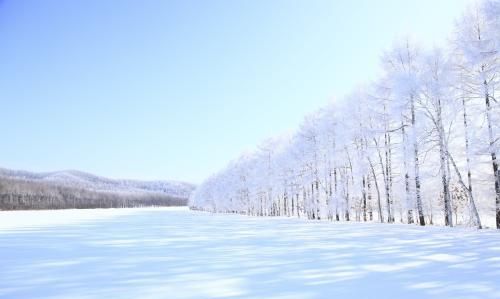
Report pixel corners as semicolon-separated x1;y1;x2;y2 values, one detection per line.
0;208;499;299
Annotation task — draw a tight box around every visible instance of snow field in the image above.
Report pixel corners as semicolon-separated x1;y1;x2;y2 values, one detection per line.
0;208;499;299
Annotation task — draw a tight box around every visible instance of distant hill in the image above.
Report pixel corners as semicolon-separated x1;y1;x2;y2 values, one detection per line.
0;168;195;199
0;167;195;210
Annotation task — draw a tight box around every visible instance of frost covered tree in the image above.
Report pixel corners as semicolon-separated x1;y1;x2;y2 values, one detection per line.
455;0;500;228
190;0;500;229
380;38;425;225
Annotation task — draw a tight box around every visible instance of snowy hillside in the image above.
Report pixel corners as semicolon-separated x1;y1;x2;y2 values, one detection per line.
0;167;195;199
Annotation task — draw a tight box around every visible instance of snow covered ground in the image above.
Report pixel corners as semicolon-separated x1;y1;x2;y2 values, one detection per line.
1;208;499;299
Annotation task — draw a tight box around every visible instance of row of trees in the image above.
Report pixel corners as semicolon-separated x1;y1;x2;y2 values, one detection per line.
0;177;187;210
190;0;500;229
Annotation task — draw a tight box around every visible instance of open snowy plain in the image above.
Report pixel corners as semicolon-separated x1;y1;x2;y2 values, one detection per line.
1;207;500;299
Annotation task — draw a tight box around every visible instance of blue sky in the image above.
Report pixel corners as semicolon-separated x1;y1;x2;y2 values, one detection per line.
0;0;471;183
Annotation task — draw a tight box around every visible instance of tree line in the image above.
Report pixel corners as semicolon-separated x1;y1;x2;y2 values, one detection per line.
190;0;500;229
0;177;187;210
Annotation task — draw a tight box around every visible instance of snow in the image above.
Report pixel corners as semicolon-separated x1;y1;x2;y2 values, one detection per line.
0;208;499;299
0;167;195;198
0;209;137;231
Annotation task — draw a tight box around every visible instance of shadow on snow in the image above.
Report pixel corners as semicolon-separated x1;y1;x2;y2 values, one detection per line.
1;209;500;299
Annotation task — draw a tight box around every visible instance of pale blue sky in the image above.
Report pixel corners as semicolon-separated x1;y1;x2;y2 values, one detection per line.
0;0;470;183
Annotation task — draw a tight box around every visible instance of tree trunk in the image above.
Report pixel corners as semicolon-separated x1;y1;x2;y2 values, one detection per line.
436;97;453;227
402;122;414;224
344;168;350;221
411;97;425;226
484;82;500;229
384;131;393;223
462;97;482;228
362;175;367;221
367;173;373;221
368;157;383;223
448;152;482;228
334;168;340;221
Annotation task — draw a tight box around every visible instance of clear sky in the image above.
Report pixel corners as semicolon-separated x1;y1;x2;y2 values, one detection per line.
0;0;471;183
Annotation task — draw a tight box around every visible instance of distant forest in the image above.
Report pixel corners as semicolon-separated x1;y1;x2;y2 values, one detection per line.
0;177;187;210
